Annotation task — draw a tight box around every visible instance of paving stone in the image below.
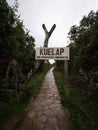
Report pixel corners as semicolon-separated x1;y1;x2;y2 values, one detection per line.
38;115;47;123
18;67;72;130
44;124;53;130
28;111;35;118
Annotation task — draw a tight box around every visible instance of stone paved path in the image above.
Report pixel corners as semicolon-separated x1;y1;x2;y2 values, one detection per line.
17;68;72;130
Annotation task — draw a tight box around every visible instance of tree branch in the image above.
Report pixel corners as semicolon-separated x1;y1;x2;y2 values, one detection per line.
42;24;56;47
49;24;56;37
42;24;48;34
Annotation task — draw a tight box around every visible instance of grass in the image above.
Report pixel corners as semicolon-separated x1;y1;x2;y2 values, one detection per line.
54;68;98;130
0;66;50;130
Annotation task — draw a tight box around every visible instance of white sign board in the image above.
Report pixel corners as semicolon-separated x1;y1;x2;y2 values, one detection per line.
35;47;69;60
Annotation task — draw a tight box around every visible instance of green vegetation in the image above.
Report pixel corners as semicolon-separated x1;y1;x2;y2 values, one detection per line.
68;10;98;73
0;65;50;129
0;0;35;77
27;65;50;99
0;0;36;102
53;68;65;99
54;68;98;130
55;10;98;130
0;1;51;129
1;0;98;129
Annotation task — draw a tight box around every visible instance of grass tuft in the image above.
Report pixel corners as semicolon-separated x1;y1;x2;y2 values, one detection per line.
54;68;98;130
0;66;50;129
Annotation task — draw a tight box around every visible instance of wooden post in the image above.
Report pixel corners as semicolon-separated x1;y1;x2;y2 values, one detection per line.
64;60;69;97
42;24;56;47
25;24;56;82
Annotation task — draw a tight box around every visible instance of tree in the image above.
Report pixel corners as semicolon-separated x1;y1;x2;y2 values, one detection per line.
0;0;16;78
0;0;35;101
68;10;98;73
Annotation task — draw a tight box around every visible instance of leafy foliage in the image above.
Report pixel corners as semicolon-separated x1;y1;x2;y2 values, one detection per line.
0;0;35;76
0;63;50;129
54;68;98;130
68;10;98;72
0;0;35;102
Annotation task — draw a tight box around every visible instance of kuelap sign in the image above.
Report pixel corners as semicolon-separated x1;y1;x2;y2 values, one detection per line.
35;47;69;60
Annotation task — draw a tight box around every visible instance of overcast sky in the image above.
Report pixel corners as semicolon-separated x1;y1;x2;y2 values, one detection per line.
7;0;98;48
